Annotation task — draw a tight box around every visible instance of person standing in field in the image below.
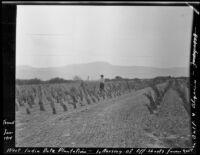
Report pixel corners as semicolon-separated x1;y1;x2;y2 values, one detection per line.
99;74;105;92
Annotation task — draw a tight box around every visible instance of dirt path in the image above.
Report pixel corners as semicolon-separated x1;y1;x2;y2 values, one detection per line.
16;89;168;147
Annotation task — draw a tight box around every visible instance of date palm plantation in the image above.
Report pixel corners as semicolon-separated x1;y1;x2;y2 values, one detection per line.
16;76;191;148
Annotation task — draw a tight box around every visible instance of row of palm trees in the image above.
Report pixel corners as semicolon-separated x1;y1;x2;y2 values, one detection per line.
144;78;190;116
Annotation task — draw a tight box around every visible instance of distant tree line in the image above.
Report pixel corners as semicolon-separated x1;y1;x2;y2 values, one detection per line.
16;77;74;85
16;76;188;85
104;76;141;82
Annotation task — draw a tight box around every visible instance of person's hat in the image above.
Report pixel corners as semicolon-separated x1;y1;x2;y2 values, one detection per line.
100;74;104;77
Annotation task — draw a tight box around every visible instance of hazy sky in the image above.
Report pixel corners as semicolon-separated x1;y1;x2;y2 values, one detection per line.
16;5;193;68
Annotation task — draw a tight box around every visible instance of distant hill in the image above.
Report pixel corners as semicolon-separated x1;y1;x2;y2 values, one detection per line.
16;62;189;80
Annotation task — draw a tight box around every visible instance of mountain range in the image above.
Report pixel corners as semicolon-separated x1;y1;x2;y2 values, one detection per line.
16;61;189;80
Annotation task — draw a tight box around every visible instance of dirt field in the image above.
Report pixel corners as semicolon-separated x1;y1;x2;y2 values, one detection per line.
16;85;191;148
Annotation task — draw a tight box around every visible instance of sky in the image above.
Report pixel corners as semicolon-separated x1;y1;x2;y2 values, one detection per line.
16;5;193;68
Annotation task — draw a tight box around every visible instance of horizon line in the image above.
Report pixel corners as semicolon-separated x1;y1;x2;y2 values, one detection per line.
16;61;189;69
